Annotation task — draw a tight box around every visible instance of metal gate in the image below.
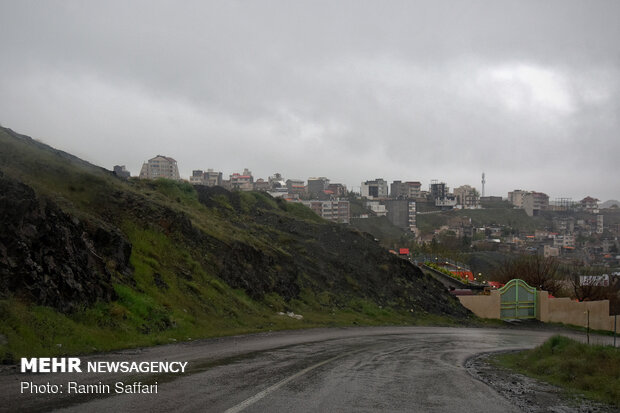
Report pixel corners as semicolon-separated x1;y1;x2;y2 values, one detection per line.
499;279;537;320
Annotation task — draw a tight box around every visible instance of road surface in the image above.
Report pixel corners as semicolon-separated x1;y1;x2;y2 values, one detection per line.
1;326;612;412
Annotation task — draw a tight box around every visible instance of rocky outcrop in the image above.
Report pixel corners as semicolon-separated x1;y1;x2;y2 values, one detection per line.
194;186;470;318
0;172;130;311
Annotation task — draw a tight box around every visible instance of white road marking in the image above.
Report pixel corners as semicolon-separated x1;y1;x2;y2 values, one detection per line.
223;353;347;413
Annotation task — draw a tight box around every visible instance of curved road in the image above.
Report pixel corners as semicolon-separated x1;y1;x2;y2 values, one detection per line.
2;327;611;412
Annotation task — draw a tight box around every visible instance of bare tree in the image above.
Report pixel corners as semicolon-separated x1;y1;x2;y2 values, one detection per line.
567;265;617;303
492;254;563;296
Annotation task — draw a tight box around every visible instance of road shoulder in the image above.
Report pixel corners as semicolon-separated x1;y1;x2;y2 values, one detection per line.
465;351;616;413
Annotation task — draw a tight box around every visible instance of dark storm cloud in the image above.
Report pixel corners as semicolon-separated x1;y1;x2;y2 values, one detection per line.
0;0;619;200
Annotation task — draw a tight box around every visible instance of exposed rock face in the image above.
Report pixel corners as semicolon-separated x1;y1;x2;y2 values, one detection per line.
0;172;130;311
0;167;468;318
194;186;471;318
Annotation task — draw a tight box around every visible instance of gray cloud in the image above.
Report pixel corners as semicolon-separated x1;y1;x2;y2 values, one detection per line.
1;0;619;200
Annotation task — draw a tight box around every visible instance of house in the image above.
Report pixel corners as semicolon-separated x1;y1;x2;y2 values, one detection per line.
365;201;387;217
580;196;600;211
253;178;271;191
229;168;254;191
113;165;130;179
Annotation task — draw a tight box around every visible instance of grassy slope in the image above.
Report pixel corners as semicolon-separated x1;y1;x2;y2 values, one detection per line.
416;206;550;235
492;336;620;407
0;128;466;361
349;216;409;246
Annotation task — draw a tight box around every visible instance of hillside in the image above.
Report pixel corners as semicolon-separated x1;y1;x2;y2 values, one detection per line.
0;127;470;360
601;200;620;209
350;216;411;247
416;206;551;235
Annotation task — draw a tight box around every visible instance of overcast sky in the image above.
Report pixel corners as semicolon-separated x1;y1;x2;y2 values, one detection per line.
1;1;619;200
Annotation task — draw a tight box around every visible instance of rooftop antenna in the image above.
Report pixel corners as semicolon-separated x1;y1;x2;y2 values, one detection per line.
481;172;486;198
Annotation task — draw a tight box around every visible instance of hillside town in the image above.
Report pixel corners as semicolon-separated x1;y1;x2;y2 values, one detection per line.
116;155;620;275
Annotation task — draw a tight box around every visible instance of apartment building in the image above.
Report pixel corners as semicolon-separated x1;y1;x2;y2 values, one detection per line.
508;190;528;208
429;181;456;208
531;192;549;212
286;179;306;195
383;199;417;233
429;181;449;200
361;178;388;199
453;185;480;208
553;216;575;233
300;200;350;224
307;177;330;197
139;155;180;180
390;181;421;199
189;169;223;186
327;183;347;198
508;189;549;216
189;170;204;185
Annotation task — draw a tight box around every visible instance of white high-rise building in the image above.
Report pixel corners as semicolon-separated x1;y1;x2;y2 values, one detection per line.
139;155;180;180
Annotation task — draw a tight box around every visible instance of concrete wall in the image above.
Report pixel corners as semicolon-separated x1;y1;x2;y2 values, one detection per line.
384;199;409;230
459;288;618;332
457;290;501;319
539;291;616;331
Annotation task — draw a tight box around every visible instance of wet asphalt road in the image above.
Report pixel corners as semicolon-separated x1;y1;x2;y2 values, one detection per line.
2;326;611;413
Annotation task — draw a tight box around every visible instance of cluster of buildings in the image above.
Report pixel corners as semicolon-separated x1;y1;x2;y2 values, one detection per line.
126;156;351;223
119;157;618;262
116;156;492;233
506;190;609;218
361;179;481;209
467;195;618;267
358;178;483;235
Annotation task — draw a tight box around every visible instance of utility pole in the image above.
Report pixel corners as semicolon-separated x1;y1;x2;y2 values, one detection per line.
586;309;590;345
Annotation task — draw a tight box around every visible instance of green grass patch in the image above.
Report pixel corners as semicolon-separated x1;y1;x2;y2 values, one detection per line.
491;335;620;407
281;201;325;223
152;179;198;205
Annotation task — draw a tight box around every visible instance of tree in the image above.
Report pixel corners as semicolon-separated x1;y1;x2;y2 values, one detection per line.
566;265;616;302
492;254;563;296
